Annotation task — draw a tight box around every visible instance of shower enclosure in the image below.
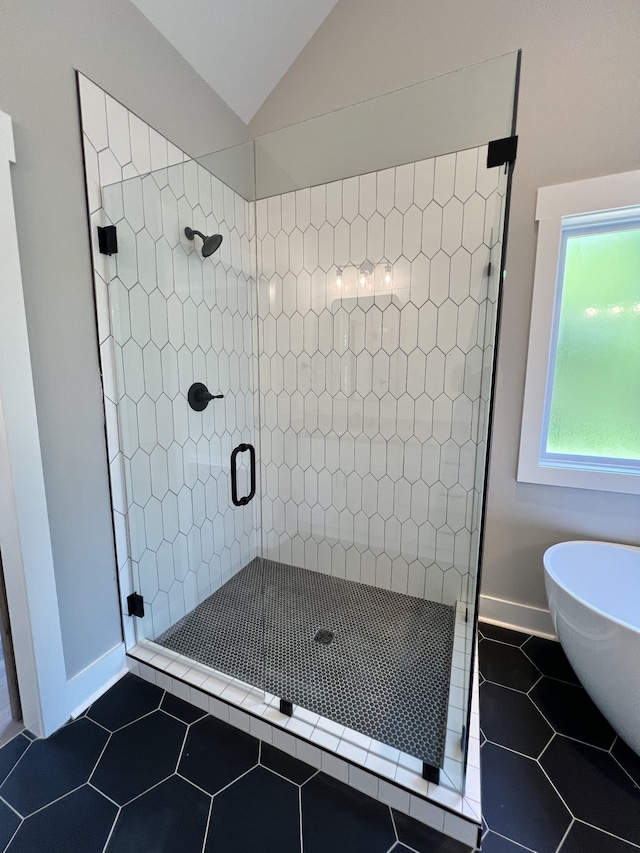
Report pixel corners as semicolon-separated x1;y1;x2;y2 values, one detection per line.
95;53;517;794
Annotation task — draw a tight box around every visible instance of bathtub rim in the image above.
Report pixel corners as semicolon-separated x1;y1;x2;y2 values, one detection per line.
543;539;640;635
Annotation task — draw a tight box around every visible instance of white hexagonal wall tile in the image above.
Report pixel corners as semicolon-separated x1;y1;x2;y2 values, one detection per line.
141;342;162;401
388;350;407;397
122;177;144;233
475;152;499;199
366;212;385;263
429;250;450;306
462;193;486;252
433;394;454;444
421;201;443;260
188;253;204;305
122;340;145;402
453;148;478;203
383;208;403;263
137;395;157;454
280;192;296;234
441;197;464;256
129;284;152;350
414;157;435;209
130;449;152;507
142;175;162;240
136;229;157;295
434;152;456;205
138;549;159;600
395;163;414;213
444;347;466;399
400;436;422;485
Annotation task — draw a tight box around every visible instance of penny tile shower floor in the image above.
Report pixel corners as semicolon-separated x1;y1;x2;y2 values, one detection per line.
157;558;456;768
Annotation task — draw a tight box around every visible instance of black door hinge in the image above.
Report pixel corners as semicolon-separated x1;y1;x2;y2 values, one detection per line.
127;592;144;618
97;224;118;255
487;135;518;169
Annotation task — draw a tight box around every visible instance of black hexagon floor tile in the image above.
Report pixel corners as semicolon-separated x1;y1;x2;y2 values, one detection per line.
6;784;116;853
161;690;207;724
105;775;211;853
0;735;29;786
178;715;258;795
558;821;640;852
478;831;530;851
301;773;395;853
611;736;640;787
481;742;571;853
521;636;580;685
0;717;108;816
205;765;300;852
530;677;616;749
478;623;527;647
0;798;21;850
478;640;540;692
540;736;640;847
480;682;553;758
260;742;316;785
87;673;163;731
393;808;472;852
91;710;186;805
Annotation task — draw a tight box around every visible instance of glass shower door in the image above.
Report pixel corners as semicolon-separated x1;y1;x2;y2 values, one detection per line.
101;149;265;692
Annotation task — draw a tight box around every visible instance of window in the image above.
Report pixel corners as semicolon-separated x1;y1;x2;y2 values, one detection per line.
518;170;640;493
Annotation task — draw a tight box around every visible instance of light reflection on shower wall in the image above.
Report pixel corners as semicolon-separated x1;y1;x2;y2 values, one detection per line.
256;147;500;605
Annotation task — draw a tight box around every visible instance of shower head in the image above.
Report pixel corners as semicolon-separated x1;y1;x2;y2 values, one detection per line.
184;226;223;258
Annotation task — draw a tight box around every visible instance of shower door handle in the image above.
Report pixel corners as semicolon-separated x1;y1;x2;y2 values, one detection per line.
231;443;256;507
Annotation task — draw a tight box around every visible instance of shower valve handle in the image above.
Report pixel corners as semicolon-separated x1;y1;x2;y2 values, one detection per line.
188;382;224;411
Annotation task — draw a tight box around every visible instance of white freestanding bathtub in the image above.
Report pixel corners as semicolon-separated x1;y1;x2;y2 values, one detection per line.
544;540;640;757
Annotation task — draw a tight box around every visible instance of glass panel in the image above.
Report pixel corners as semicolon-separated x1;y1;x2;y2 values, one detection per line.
546;218;640;461
255;113;514;788
462;161;509;771
102;149;263;696
255;52;518;198
98;51;517;797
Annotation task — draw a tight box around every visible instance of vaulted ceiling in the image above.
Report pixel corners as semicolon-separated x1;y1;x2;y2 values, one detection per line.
129;0;340;124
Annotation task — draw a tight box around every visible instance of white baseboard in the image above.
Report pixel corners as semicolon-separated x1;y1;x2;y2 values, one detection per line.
479;595;556;640
67;643;127;719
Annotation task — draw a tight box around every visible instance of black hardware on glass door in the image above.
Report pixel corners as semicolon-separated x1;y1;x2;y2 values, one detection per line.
231;443;256;506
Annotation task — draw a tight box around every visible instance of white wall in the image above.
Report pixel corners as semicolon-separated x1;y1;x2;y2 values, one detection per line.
250;0;640;614
0;0;248;679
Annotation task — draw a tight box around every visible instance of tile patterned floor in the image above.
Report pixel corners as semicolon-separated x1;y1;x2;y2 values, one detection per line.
478;622;640;853
0;674;469;853
158;558;455;767
0;623;637;851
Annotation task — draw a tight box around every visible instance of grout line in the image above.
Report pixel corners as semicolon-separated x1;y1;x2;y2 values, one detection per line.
88;781;122;810
571;818;640;850
484;829;537;852
18;782;86;820
0;793;24;821
87;729;114;786
99;805;121;853
554;817;575;852
200;794;215;853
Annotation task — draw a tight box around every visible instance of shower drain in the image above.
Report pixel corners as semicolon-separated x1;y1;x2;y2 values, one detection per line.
313;628;335;645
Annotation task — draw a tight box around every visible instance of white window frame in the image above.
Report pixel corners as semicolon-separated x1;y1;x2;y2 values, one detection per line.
518;169;640;494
